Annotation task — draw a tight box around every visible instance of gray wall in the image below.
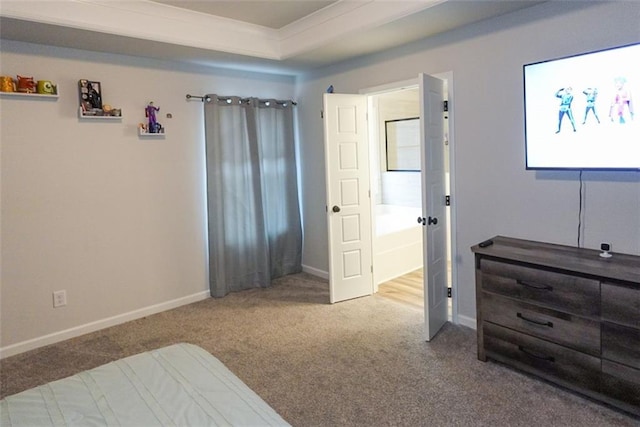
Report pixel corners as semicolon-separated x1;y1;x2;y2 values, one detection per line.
0;41;295;352
295;1;640;322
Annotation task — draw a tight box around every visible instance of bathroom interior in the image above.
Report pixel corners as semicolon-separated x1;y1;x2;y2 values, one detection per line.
368;86;451;310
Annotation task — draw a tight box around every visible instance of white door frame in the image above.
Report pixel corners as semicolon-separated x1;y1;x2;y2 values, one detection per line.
360;73;458;325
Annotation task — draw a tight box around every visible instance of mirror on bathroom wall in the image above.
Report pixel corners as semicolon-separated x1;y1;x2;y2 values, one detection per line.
385;117;420;171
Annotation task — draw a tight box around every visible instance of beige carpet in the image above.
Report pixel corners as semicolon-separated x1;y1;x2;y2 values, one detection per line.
1;273;637;426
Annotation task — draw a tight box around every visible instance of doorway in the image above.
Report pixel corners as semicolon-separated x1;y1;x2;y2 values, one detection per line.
368;88;423;290
323;73;456;335
363;77;454;322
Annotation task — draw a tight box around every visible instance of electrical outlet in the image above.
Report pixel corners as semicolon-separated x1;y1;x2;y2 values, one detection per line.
53;290;67;308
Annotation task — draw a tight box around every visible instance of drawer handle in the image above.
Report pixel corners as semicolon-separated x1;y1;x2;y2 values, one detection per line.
517;312;554;328
517;280;553;291
518;345;555;362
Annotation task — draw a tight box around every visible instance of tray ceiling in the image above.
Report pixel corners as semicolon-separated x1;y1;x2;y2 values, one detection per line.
0;1;545;74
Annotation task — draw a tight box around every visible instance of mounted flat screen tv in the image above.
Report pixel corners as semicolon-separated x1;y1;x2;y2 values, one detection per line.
524;43;639;171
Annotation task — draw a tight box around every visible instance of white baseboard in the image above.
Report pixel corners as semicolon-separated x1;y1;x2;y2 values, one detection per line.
0;290;211;359
302;264;328;280
457;314;477;330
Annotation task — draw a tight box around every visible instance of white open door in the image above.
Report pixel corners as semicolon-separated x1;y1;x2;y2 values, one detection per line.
323;93;373;303
419;73;448;340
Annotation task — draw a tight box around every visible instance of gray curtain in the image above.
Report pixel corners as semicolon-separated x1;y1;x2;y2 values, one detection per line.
204;95;302;297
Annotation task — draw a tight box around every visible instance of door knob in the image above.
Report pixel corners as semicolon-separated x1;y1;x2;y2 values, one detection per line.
418;217;437;225
332;205;341;213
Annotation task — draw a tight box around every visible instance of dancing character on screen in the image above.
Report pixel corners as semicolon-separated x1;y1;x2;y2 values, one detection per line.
582;87;600;124
609;77;634;124
555;87;576;133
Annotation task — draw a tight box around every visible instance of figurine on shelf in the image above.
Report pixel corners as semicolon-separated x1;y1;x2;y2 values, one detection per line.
145;101;162;133
102;104;122;117
1;76;16;92
16;75;36;93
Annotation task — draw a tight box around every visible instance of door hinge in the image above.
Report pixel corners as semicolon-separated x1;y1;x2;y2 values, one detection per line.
371;265;373;273
445;195;451;206
443;100;449;112
447;287;452;298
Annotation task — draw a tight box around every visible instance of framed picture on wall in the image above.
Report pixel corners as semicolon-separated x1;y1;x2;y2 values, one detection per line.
78;79;103;115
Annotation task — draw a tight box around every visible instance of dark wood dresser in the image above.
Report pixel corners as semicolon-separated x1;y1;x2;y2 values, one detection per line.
472;236;640;417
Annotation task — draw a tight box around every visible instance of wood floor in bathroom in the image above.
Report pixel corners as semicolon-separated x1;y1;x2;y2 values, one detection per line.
378;268;424;309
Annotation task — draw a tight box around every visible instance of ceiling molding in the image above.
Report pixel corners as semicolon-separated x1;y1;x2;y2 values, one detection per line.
0;0;281;59
278;1;443;59
0;0;443;61
0;1;547;74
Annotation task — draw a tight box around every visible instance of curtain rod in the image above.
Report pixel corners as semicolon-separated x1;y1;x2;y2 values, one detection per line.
186;94;211;102
186;94;297;106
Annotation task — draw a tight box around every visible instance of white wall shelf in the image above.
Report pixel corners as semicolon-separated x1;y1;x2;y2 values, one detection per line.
138;127;166;138
1;91;59;99
78;107;122;120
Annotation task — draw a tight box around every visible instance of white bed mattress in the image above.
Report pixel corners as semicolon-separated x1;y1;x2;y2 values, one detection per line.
0;343;290;426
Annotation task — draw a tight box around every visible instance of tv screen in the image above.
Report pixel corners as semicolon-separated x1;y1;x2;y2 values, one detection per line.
524;43;639;170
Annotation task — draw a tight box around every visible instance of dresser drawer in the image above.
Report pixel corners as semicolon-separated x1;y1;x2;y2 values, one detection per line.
602;282;640;328
480;259;600;316
602;322;640;370
601;360;640;413
482;292;600;356
483;322;601;392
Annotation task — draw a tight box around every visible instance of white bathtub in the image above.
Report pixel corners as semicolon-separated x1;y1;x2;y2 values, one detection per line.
373;204;423;285
375;204;421;235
